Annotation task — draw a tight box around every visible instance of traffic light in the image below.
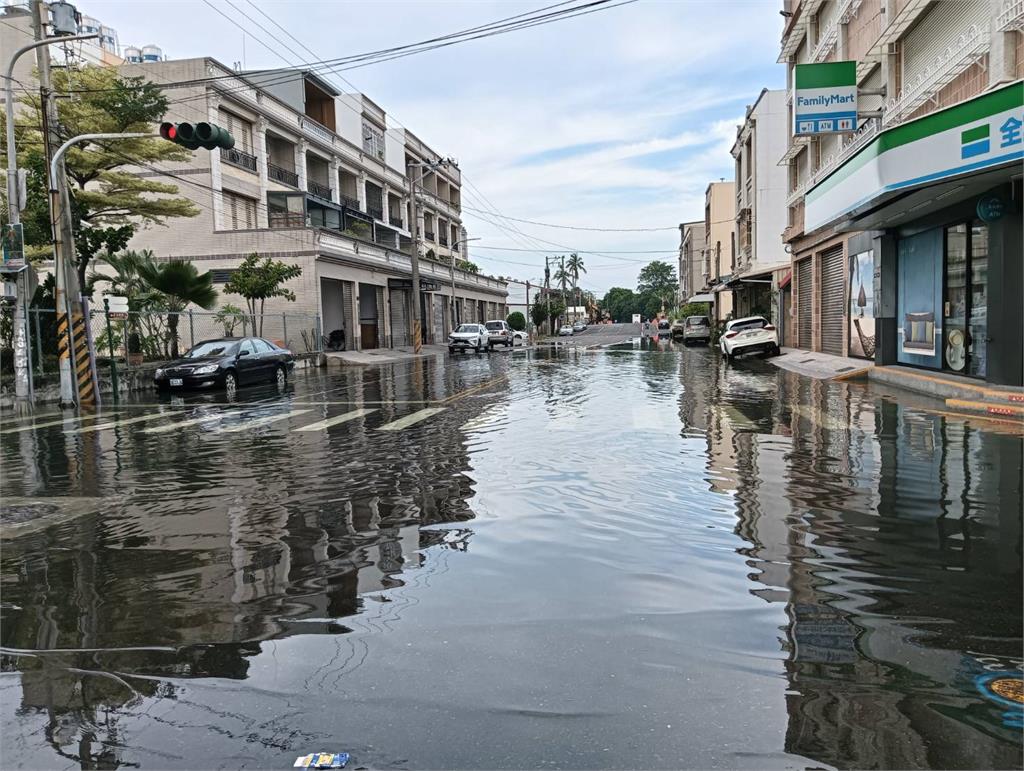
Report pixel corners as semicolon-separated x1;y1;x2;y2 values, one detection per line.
159;122;235;151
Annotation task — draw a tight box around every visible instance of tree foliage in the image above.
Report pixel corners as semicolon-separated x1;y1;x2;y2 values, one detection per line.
637;260;678;299
223;253;302;333
506;311;526;331
136;260;218;358
456;259;479;274
6;66;199;284
601;287;640;322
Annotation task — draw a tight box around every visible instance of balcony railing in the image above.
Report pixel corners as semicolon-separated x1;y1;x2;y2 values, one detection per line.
883;25;989;125
367;205;384;220
268;162;299;187
424;230;435;242
339;194;361;211
389;213;403;227
997;0;1024;30
300;115;333;143
810;18;838;62
806;118;880;191
220;146;257;173
308;180;333;200
439;233;449;247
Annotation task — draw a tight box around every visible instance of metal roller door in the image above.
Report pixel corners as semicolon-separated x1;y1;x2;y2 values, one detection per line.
432;295;444;340
797;258;813;350
341;281;354;340
390;289;409;347
820;246;846;355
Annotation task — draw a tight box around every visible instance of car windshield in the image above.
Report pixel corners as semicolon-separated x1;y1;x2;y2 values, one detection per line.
658;320;670;328
455;325;479;333
687;317;709;327
182;340;238;358
485;322;503;330
730;318;768;332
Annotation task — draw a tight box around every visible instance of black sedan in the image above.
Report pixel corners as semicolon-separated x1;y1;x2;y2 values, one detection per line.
154;337;294;394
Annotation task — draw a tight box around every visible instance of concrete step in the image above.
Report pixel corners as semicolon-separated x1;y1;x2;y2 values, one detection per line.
945;398;1024;420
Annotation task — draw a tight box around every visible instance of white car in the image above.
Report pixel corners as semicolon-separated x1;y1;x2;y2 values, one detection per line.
511;329;528;345
720;316;779;360
449;323;486;354
558;324;574;336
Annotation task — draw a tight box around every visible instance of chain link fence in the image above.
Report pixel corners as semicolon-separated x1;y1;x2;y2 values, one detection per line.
1;305;322;389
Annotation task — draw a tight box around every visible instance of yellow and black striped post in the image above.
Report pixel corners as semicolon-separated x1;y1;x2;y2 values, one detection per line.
71;310;96;405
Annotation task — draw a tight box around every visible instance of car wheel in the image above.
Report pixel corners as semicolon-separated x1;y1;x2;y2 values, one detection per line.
449;346;456;354
770;344;780;356
275;365;286;389
224;371;238;395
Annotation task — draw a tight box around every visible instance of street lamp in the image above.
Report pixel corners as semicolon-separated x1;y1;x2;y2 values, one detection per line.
448;236;480;331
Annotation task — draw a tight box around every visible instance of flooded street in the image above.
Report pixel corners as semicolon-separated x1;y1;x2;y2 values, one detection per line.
1;343;1021;769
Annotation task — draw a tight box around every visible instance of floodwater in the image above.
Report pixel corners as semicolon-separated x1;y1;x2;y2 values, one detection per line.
1;340;1021;769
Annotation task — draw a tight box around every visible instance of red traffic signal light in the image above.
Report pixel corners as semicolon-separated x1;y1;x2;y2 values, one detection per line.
159;121;234;151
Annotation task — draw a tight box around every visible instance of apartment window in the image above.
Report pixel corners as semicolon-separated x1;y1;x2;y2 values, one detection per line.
210;268;237;284
362;121;385;160
219;109;253;154
223;191;257;230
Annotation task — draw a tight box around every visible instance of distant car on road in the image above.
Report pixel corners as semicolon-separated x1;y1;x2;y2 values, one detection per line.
154;337;294;394
511;329;528;345
484;319;514;349
558;324;574;336
657;319;672;338
681;315;712;345
449;323;486;353
720;316;779;360
572;320;586;333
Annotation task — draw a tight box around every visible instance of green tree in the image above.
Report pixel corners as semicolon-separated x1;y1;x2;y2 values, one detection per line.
137;260;218;358
456;259;479;274
6;66;200;285
637;260;678;313
566;253;586;315
506;311;526;331
601;287;640;322
222;253;302;334
530;294;565;334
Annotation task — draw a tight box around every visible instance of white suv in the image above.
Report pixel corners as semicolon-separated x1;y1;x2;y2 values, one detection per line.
483;320;514;349
720;316;779;360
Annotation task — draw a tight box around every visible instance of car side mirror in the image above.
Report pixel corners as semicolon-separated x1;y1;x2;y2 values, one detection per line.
237;350;249;357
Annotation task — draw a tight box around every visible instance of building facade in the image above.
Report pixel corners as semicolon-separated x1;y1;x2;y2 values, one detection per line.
728;88;791;325
119;58;506;351
703;181;737;321
778;0;1023;375
677;220;706;305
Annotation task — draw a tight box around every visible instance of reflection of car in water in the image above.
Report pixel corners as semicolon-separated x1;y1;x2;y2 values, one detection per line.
154;337;294;394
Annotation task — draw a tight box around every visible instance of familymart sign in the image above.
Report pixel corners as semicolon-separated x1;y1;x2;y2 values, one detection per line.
804;82;1024;232
794;61;858;135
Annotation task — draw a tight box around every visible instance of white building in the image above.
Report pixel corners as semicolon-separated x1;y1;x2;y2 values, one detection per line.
119;58;506;351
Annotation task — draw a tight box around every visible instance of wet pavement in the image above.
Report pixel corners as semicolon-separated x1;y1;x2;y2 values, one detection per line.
1;341;1021;770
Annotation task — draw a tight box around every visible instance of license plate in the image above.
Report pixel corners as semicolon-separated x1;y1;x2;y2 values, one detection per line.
169;378;183;386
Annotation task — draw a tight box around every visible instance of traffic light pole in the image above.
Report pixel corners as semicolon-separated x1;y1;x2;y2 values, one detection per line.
49;133;152;406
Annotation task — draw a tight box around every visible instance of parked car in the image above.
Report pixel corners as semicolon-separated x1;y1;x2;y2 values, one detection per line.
484;319;514;349
719;316;779;360
511;329;528;345
657;319;672;338
558;324;574;336
682;315;712;345
572;320;586;333
154;337;294;394
449;323;486;353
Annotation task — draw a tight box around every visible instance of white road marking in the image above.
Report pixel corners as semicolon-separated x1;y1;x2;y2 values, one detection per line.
214;409;312;434
68;412;177;434
1;413;113;435
294;408;377;431
141;413;234;434
377;407;447;432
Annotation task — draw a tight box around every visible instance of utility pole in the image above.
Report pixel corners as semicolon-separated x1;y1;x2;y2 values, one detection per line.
406;165;422;354
525;280;530;339
544;256;551;335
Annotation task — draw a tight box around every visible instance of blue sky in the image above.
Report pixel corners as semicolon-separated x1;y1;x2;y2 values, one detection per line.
91;0;786;294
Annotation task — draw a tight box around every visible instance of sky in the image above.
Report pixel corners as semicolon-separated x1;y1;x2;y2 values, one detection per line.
89;0;786;296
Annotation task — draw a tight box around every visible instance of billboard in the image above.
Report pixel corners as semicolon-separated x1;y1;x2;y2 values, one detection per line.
794;61;857;136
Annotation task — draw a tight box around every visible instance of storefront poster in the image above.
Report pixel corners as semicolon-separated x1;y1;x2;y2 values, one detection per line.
897;230;942;368
848;250;875;359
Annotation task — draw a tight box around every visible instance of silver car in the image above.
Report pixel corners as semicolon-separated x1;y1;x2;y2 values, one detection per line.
448;323;485;354
682;315;711;345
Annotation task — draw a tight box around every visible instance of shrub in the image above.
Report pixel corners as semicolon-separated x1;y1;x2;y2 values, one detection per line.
506;311;526;331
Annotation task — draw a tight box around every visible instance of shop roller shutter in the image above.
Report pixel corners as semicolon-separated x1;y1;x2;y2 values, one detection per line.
797;258;813;350
389;288;409;347
820;245;846;355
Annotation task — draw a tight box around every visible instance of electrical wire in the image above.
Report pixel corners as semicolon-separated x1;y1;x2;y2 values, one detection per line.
458;204;678;232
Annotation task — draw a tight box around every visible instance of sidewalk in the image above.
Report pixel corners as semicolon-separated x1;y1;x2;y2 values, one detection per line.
769;347;1024;423
325;344;448;366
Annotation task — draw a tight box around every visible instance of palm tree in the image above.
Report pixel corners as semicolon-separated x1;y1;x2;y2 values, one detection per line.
137;260;218;358
567;253;586;319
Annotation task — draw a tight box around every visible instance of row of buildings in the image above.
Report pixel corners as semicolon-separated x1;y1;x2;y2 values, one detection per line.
2;2;509;353
680;0;1023;389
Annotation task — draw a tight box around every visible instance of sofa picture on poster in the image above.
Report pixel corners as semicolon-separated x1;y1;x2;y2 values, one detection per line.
897;230;942;368
849;250;875;359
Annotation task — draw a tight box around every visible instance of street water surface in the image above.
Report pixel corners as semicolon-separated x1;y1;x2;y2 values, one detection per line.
1;341;1022;769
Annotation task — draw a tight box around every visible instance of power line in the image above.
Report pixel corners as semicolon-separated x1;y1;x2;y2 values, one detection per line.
472;245;678;255
459;204;677;232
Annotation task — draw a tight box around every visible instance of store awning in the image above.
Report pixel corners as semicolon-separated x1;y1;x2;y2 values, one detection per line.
687;293;715;303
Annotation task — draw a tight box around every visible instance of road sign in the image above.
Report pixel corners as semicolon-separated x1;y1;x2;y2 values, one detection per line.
105;295;129;319
794;61;858;136
2;223;25;267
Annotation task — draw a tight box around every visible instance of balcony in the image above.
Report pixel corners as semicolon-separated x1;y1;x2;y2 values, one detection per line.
300;115;333;144
439;233;449;247
997;0;1024;30
269;211;305;228
367;205;384;221
424;230;435;242
811;17;838;62
806;117;880;191
883;25;989;125
268;162;299;187
339;194;361;211
308;180;333;200
389;213;403;227
221;146;257;173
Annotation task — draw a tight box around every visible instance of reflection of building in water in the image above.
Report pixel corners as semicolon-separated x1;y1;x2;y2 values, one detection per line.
721;372;1022;768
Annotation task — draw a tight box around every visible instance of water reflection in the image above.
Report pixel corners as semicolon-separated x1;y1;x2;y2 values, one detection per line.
678;350;1023;768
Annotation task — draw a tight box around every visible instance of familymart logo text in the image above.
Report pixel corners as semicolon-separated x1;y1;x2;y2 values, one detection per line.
796;94;855;107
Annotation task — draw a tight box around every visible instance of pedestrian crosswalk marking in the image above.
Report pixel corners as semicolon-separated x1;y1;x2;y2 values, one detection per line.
215;409;313;434
68;412;176;434
141;413;235;434
1;413;113;435
295;408;377;431
377;407;447;432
